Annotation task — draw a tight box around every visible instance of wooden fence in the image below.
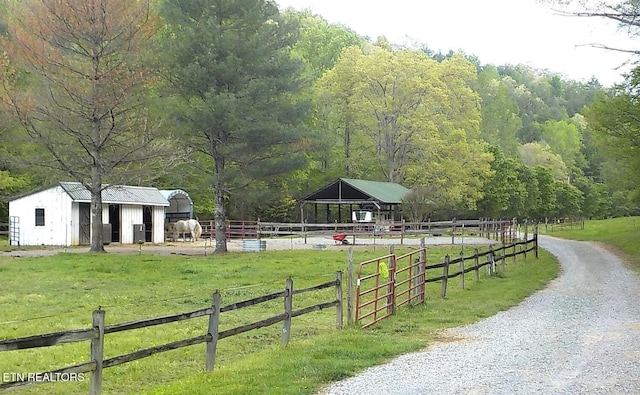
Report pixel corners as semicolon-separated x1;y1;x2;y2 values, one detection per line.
0;222;7;237
0;273;343;394
543;217;585;232
354;230;538;328
193;218;519;244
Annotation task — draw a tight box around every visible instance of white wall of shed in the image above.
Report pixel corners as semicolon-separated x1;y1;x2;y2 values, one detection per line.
153;206;165;244
119;204;142;244
8;186;74;246
70;202;80;246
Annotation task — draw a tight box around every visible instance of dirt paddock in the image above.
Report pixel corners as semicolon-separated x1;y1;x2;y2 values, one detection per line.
1;235;497;258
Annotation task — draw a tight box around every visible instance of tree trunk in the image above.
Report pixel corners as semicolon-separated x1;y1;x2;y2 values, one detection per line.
213;148;227;253
89;167;105;252
214;178;227;253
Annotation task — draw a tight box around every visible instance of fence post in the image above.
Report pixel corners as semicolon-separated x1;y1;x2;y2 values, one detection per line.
335;271;343;329
303;219;307;244
90;309;105;395
501;244;506;273
523;221;529;260
451;220;456;245
206;291;221;371
534;224;539;258
387;245;395;315
441;255;450;298
400;219;405;245
486;246;495;276
459;251;465;289
282;278;293;346
419;238;427;304
512;243;517;266
474;248;480;282
347;247;354;325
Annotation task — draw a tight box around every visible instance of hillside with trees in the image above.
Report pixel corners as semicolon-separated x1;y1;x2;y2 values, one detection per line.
1;0;638;252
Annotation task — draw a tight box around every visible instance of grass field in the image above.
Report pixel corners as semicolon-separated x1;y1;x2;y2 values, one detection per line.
0;241;558;394
542;216;640;272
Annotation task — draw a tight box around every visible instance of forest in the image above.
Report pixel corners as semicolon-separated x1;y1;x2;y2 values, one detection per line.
0;0;639;252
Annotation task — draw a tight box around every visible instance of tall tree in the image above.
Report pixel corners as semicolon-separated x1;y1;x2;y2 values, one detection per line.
0;0;166;252
158;0;310;253
585;70;640;204
539;119;585;171
518;142;569;181
533;166;558;219
287;10;363;80
476;66;522;157
318;46;492;212
477;146;527;218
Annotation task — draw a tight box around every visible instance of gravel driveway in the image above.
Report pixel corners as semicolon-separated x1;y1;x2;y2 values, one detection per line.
320;236;640;395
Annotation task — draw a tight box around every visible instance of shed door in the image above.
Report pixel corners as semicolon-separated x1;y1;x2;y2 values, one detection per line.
79;203;90;245
143;206;153;242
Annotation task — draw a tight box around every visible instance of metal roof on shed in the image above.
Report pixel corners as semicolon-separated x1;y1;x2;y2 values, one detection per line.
301;178;410;204
60;182;169;206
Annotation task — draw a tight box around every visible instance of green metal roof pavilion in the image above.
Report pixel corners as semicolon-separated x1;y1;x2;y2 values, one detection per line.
301;177;410;208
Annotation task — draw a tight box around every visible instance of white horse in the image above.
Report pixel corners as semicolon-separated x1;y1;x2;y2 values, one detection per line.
169;219;202;242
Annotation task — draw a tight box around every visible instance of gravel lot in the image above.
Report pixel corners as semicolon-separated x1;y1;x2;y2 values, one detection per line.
319;235;640;395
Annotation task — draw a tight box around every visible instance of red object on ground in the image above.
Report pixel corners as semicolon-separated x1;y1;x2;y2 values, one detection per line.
332;234;349;244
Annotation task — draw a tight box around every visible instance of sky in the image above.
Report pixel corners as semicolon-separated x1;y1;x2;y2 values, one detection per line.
275;0;636;87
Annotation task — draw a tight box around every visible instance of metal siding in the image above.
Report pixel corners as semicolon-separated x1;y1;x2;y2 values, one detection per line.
153;206;165;244
70;203;80;246
102;206;109;224
7;185;73;246
120;205;142;244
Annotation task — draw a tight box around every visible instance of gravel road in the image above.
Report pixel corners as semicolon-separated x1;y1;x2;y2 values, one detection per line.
320;236;640;395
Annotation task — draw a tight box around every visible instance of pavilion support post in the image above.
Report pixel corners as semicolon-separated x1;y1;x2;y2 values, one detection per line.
314;204;318;224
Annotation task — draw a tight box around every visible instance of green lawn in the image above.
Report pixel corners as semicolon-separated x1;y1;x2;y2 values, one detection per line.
0;242;558;394
542;216;640;272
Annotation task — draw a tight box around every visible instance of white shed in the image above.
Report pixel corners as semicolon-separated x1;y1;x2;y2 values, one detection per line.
7;182;170;246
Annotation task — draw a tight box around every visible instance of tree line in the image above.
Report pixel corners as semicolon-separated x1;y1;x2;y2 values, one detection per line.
0;0;637;252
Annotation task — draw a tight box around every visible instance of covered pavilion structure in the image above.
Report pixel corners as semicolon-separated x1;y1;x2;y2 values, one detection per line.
300;178;410;224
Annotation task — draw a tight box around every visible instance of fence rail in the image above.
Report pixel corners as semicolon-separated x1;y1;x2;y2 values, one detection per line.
543;217;585;232
183;218;523;245
0;273;343;394
189;218;521;244
0;222;7;236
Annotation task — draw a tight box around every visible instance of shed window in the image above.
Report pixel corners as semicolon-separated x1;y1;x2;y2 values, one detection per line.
35;208;45;227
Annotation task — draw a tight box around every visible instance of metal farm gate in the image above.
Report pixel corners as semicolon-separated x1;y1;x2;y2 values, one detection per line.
9;216;19;246
355;245;427;328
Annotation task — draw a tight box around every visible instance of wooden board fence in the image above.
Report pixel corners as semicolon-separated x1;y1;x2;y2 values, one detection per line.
0;273;343;394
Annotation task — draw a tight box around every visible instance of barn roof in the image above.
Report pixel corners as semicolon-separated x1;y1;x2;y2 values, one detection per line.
301;178;410;205
7;182;169;206
60;182;169;206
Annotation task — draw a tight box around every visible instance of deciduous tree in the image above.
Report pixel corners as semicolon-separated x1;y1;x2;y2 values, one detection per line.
318;46;492;212
0;0;167;252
